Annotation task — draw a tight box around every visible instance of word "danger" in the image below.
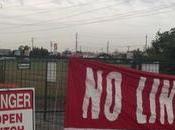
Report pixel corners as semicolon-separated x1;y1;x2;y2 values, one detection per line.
0;93;31;110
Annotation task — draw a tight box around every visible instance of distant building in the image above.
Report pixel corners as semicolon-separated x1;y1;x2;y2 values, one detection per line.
96;53;112;59
62;50;72;57
0;49;11;56
71;51;83;58
126;51;134;59
81;52;97;58
24;49;30;57
112;51;126;59
13;50;21;56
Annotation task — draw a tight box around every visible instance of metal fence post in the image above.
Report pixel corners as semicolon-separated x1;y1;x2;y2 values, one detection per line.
0;60;4;83
44;60;48;121
3;59;6;83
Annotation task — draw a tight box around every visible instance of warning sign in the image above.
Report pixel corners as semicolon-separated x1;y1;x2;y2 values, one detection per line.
0;88;35;130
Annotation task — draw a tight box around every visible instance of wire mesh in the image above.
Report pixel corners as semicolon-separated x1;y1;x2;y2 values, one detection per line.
0;57;174;130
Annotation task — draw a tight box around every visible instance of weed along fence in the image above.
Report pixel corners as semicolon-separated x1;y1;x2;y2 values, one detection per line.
0;57;174;130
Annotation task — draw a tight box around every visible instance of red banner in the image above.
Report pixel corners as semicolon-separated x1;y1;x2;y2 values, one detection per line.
65;58;175;130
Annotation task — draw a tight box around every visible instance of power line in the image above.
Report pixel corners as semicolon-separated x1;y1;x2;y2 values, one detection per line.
0;0;112;25
0;3;174;34
107;41;109;54
80;34;145;39
2;0;172;28
0;2;80;24
78;41;144;47
79;44;144;52
0;1;125;30
0;2;174;28
0;1;174;29
0;1;52;10
75;32;78;53
64;3;175;26
145;34;148;49
31;37;35;50
19;3;175;26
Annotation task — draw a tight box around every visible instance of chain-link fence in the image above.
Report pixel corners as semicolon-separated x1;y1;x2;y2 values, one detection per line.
0;57;174;130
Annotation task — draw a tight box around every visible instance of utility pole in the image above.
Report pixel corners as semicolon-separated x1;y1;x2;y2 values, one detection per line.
80;45;82;52
107;41;109;54
50;41;53;53
31;37;34;50
127;46;130;52
75;32;78;53
145;34;148;50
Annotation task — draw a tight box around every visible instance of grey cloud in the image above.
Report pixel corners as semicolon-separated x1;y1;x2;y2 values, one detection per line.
0;0;174;51
52;0;89;5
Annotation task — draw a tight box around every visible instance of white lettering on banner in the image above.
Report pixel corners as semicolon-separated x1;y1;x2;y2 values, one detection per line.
149;79;160;123
104;72;122;121
159;80;175;124
82;67;122;121
136;78;175;124
136;77;147;124
82;67;103;119
82;67;175;124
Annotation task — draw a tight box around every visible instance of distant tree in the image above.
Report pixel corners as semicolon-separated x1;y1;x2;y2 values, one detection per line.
18;45;24;55
128;49;144;69
145;28;175;74
24;45;30;51
132;49;144;61
30;47;49;58
18;45;30;56
146;28;175;62
62;50;72;57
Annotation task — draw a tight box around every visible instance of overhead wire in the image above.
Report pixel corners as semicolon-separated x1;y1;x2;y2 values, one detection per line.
60;2;175;26
0;2;174;34
0;0;111;24
79;34;147;39
79;44;144;52
0;1;52;10
1;1;174;28
79;40;144;47
0;0;125;30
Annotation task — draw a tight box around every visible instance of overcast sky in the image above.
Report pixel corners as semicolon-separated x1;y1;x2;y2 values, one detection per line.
0;0;175;52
